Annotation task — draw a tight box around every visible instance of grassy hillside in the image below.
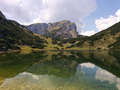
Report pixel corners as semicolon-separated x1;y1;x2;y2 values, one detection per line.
64;22;120;50
0;17;45;51
0;16;69;51
1;9;120;51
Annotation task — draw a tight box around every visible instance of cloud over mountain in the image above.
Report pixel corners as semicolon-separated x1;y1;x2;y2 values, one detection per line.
0;0;96;32
95;9;120;31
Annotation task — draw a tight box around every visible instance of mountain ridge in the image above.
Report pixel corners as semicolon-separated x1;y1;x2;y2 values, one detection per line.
0;12;45;51
66;21;120;50
26;20;78;39
1;11;120;51
0;11;6;19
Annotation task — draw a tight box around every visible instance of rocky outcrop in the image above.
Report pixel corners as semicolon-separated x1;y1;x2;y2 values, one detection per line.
0;11;6;19
26;23;48;35
26;20;78;39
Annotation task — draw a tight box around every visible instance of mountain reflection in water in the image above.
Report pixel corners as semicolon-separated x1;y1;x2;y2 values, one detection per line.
0;51;120;90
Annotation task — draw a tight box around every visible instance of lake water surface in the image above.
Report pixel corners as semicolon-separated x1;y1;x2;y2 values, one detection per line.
0;51;120;90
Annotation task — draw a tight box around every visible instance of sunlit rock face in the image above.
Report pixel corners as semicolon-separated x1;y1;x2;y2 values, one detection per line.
26;20;78;39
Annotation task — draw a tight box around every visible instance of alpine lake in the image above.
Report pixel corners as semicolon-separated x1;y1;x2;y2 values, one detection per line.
0;50;120;90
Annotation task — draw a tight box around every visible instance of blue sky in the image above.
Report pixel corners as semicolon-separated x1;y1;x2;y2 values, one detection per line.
0;0;120;36
83;0;120;35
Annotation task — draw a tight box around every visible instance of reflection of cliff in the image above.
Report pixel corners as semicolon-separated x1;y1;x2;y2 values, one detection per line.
0;50;120;86
27;59;78;78
26;50;120;79
0;63;118;90
26;51;80;78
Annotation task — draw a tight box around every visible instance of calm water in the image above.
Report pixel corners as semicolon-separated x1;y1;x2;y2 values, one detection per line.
0;51;120;90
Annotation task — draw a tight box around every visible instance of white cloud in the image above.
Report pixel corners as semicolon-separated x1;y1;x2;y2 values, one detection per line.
81;63;95;68
95;9;120;31
80;30;95;36
0;0;96;32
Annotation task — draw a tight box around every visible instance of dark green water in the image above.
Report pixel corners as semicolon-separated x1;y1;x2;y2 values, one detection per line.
0;51;120;90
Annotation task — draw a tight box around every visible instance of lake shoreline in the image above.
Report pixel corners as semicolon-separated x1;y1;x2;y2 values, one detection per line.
0;49;119;53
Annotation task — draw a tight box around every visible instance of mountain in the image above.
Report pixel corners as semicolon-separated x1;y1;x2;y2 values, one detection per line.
1;10;120;51
26;20;78;39
0;11;45;51
0;11;6;19
73;22;120;50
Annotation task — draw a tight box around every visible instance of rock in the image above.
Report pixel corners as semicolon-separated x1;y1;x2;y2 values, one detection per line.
26;20;78;39
26;23;48;35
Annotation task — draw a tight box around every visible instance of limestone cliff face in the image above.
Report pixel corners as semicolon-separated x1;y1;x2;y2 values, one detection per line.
26;20;78;39
26;23;48;35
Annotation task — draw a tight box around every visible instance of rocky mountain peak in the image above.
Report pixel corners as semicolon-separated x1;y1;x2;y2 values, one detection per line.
26;20;78;39
0;11;6;19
